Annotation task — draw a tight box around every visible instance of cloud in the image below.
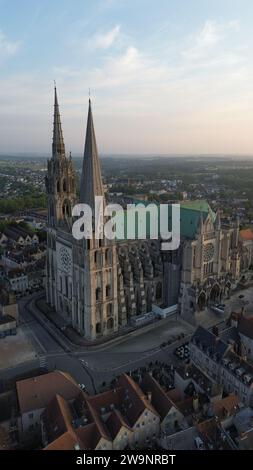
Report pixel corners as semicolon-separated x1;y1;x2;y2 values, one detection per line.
91;24;121;49
0;29;20;60
182;20;240;61
0;19;252;154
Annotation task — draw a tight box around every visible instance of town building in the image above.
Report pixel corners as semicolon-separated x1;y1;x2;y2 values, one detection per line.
190;325;253;406
16;371;82;438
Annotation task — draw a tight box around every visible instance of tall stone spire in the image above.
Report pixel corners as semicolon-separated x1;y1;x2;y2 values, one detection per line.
52;86;65;158
80;99;104;211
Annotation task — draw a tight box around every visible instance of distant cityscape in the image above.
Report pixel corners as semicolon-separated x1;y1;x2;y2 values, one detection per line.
0;154;253;223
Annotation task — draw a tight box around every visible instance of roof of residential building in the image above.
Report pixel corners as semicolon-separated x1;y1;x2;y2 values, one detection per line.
167;388;182;403
43;373;158;450
191;325;229;360
44;430;80;450
197;418;233;450
117;373;158;425
42;394;73;443
75;423;102;449
105;409;131;439
176;363;219;397
222;350;253;386
141;373;178;420
43;394;106;451
16;371;81;414
240;229;253;241
212;394;241;420
85;373;158;435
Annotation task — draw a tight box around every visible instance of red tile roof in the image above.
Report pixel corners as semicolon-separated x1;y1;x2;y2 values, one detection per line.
212;394;240;419
106;409;131;439
42;394;73;442
44;431;79;450
42;373;159;450
167;388;182;404
141;374;177;420
17;371;81;414
75;423;101;449
118;373;158;425
240;229;253;241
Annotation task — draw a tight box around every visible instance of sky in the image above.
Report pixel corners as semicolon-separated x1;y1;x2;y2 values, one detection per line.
1;0;253;155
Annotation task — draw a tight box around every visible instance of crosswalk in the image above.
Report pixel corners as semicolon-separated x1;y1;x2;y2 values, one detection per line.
39;356;47;369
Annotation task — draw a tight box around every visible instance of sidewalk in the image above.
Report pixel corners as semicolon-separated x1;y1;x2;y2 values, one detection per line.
34;293;192;352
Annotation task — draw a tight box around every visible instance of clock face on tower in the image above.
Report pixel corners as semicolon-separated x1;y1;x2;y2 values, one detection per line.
203;243;214;262
59;246;72;273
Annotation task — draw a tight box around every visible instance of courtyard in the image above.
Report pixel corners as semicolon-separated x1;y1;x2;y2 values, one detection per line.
0;327;36;370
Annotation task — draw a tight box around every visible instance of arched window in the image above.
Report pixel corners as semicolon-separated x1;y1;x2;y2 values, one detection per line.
96;287;101;301
106;284;111;298
107;303;112;317
107;317;114;330
62;200;70;217
63;179;67;192
57;180;60;193
96;322;101;334
105;249;110;264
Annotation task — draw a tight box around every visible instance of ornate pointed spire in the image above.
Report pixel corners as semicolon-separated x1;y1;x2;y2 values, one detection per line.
52;85;65;158
80;99;104;211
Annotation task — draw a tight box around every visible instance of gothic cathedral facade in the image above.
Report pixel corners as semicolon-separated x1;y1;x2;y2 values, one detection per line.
46;89;245;340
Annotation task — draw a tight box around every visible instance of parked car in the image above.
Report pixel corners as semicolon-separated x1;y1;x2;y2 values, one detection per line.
211;303;226;314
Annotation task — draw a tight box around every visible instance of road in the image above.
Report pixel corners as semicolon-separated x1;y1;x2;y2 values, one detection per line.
2;285;253;394
1;293;192;393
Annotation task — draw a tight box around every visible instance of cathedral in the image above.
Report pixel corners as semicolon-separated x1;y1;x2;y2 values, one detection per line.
46;88;245;340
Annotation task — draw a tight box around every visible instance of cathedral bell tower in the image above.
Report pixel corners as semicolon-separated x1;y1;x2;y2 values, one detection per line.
45;86;76;307
45;86;76;229
76;99;119;340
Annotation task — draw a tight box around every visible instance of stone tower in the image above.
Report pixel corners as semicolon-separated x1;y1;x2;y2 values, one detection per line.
46;87;76;306
75;99;119;340
46;86;76;229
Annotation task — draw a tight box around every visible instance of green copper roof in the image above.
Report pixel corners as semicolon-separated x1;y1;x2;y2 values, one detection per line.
179;200;216;238
114;199;216;241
